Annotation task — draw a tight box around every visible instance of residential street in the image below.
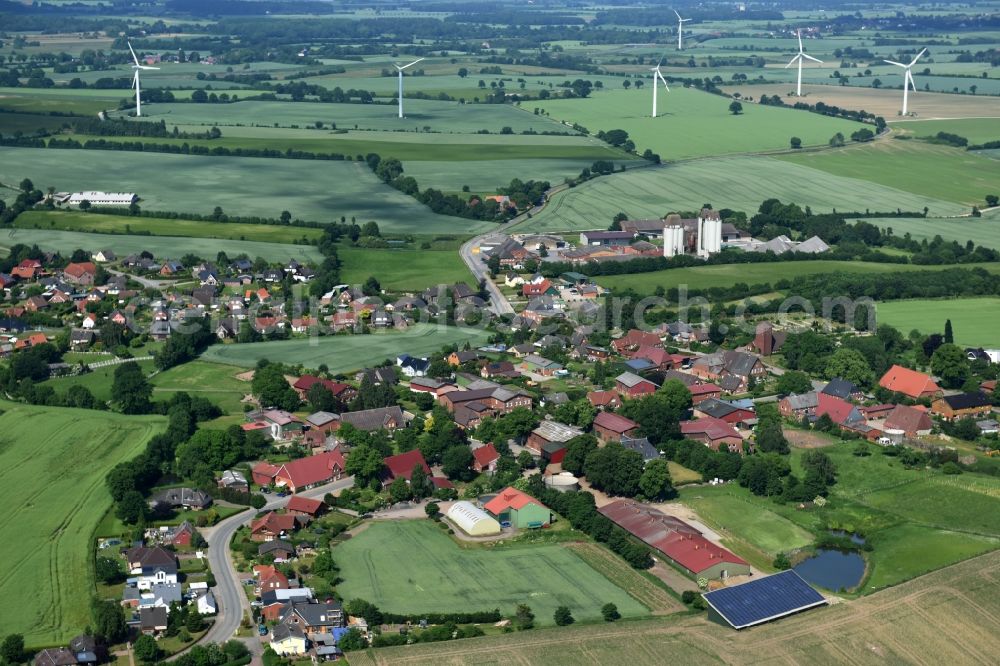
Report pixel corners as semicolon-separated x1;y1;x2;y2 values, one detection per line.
458;235;514;316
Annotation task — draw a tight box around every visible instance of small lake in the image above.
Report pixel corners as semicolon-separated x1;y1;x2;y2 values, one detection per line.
793;532;866;591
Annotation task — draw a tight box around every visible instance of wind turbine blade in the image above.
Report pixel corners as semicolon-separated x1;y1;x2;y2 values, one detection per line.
659;72;669;90
797;30;803;53
883;59;906;67
131;71;138;89
127;41;140;67
400;57;425;70
139;65;160;70
909;48;927;67
674;9;681;19
784;55;799;68
907;70;916;91
802;54;822;63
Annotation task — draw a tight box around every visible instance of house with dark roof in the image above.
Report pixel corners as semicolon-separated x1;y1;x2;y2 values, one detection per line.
148;487;212;512
931;392;993;421
882;404;933;440
139;607;168;636
621;436;660;462
480;360;521;379
339;405;407;432
278;599;345;634
396;354;430;377
878;365;941;399
34;648;77;666
694;398;755;426
593;411;639;442
690;351;766;393
779;392;819;419
526;420;584;456
821;378;864;402
258;539;296;561
381;449;431;487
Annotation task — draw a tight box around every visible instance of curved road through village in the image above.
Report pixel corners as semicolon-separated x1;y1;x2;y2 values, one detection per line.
192;477;355;650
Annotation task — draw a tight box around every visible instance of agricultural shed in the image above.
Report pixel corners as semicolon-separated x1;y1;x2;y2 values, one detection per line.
446;501;501;536
703;570;826;629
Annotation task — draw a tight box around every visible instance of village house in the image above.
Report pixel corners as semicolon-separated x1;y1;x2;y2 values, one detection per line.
472;443;500;474
779;392;819;419
930;393;993;421
587;389;622;410
680;418;743;452
612;329;662;355
147;487;212;512
688;382;723;405
250;512;304;542
694;398;756;427
285;495;326;519
339;405;407;432
259;539;296;562
519;353;563;376
123;546;178;590
381;449;432;488
690;350;767;393
878;365;942;399
251;450;346;492
882;404;934;441
63;261;98;285
218;469;249;493
593;411;639;443
526;420;584;460
821;378;865;402
480;360;521;379
615;372;657;398
291;375;357;403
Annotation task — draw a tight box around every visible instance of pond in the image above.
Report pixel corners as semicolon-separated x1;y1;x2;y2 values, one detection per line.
793;532;867;591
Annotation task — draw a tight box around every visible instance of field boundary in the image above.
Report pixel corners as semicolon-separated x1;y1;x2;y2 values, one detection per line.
566;541;684;615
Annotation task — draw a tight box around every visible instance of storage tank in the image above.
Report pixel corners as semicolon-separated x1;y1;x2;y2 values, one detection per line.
544;472;580;492
663;225;684;257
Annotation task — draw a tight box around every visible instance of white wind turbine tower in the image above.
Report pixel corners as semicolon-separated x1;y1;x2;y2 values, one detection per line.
650;60;670;118
785;29;822;97
884;48;926;116
674;10;692;50
394;57;424;118
128;41;159;117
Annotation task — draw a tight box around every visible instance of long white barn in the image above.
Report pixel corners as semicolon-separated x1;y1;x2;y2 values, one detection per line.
66;191;137;206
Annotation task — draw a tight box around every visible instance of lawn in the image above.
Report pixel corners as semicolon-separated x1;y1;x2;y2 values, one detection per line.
593;260;1000;294
874;298;1000;347
857;215;1000;250
667;461;702;485
337;245;472;291
0;146;488;234
777;140;1000;207
334;520;649;624
864;524;998;591
523;154;962;233
200;323;492;373
533;86;866;161
150;361;250;415
0;228;322;263
0;402;165;646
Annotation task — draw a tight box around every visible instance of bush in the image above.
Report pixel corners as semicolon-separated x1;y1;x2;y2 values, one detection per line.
681;590;697;605
600;602;620;622
553;606;574;626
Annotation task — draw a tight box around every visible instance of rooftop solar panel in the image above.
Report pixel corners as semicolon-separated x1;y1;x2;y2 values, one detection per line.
703;570;827;629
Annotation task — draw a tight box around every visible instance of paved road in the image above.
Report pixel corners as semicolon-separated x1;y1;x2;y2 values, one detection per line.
191;476;356;651
459;235;514;316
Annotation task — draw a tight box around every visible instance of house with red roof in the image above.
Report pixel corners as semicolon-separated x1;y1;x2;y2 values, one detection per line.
593;411;639;443
688;383;723;405
64;261;97;285
816;393;866;427
615;372;657;398
522;279;555;297
587;389;622;410
250;511;303;542
285;495;326;519
381;449;431;487
484;487;551;528
632;346;676;370
599;499;750;580
11;259;41;280
251;450;346;492
291;375;358;403
253;565;290;595
472;443;500;474
611;329;662;355
878;364;941;399
680;418;743;452
882;404;933;439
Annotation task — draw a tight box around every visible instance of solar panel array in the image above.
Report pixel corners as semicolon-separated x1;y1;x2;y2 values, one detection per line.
703;570;826;629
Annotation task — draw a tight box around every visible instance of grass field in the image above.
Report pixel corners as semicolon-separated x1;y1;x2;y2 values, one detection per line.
150;361;250;415
337;246;472;291
875;298;1000;347
667;461;702;485
200;323;492;373
593;260;1000;293
402;157;645;192
0;402;165;646
0;228;322;263
46;359;156;403
533;86;865;161
16;210;324;244
523;154;962;233
0;111;72;134
777;140;1000;207
858;214;1000;249
334;521;649;624
0;146;486;234
891;117;1000;144
347;549;1000;666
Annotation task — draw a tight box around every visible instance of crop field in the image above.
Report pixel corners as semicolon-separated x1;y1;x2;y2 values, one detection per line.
592;260;1000;294
334;521;649;624
0;111;71;134
533;86;865;161
0;228;322;263
337;246;471;291
858;214;1000;249
777;140;1000;206
0;402;165;646
118;98;566;134
523;154;962;233
890;117;1000;144
347;549;1000;666
15;210;324;244
0;89;121;115
564;542;683;615
150;361;250;415
874;298;1000;347
200;323;492;372
721;83;1000;121
0;146;483;234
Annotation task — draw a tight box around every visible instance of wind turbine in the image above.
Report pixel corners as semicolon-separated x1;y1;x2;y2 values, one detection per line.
394;57;424;118
784;29;822;97
650;60;670;118
127;40;159;117
884;48;926;116
674;10;692;50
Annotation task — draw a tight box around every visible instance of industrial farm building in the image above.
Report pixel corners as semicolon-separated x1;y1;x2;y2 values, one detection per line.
62;191;138;206
599;499;750;580
445;501;501;536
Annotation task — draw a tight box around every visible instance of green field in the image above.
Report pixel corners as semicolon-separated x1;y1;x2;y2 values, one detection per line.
337;246;472;291
864;524;999;590
534;86;865;161
0;146;486;234
778;141;1000;207
678;492;814;558
46;359;156;403
858;214;1000;249
0;112;71;134
594;260;1000;293
891;117;1000;144
402;157;644;192
16;210;323;244
875;298;1000;347
524;154;962;233
0;402;165;646
200;323;492;372
150;361;250;415
0;228;322;263
334;520;648;624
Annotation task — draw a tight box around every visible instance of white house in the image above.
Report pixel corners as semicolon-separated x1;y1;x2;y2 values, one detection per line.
195;590;217;615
